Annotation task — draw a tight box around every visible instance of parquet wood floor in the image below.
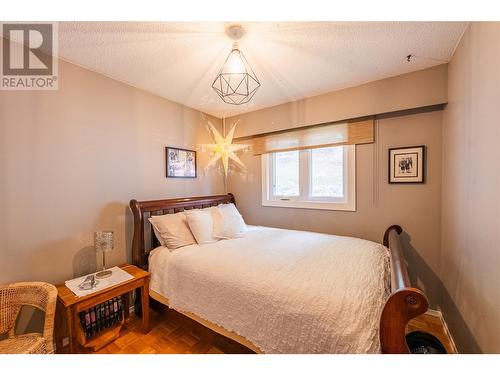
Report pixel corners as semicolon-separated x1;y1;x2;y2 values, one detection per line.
85;308;251;354
87;309;455;354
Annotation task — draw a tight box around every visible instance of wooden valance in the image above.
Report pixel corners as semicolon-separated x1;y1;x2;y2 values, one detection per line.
247;119;374;155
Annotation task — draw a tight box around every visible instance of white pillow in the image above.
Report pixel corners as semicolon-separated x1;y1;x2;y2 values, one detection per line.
185;208;219;245
213;203;247;239
152;226;166;247
148;212;196;250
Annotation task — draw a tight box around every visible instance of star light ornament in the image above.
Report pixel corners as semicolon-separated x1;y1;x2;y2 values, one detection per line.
199;121;249;177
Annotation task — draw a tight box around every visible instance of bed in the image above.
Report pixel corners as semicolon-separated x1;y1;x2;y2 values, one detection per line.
130;193;429;354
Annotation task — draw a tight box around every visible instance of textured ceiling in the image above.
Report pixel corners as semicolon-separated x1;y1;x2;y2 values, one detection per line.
58;22;467;118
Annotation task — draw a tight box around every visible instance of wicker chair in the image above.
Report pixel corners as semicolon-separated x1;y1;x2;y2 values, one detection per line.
0;282;57;354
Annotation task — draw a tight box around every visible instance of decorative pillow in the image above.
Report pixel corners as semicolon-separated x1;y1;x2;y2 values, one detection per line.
213;203;247;239
185;208;219;245
148;212;196;250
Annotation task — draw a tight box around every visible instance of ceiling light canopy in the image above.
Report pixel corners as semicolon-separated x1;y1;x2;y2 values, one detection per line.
212;25;260;105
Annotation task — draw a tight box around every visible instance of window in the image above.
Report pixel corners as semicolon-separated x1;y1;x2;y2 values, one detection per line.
262;145;356;211
272;150;299;197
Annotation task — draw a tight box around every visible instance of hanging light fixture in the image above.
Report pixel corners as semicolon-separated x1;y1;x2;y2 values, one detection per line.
212;25;260;105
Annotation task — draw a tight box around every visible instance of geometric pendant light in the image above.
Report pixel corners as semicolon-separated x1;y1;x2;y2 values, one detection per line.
212;25;260;105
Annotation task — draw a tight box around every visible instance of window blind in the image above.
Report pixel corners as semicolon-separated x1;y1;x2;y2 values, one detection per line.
247;119;374;155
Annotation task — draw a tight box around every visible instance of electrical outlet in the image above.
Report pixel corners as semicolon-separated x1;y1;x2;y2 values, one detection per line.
62;337;69;347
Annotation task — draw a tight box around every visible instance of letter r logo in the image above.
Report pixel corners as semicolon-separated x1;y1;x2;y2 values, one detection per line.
2;23;53;75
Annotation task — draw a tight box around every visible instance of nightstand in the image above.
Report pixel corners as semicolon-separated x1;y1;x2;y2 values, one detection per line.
55;264;149;353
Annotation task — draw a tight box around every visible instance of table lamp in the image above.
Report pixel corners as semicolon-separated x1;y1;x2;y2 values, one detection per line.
94;231;114;279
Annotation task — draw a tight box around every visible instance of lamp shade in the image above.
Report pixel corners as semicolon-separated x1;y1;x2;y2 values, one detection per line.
94;231;114;253
212;42;260;105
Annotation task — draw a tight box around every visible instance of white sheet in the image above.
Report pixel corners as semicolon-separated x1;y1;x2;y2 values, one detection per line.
149;225;390;353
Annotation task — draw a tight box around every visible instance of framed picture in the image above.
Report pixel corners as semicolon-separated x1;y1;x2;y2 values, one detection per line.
165;147;197;178
388;145;425;183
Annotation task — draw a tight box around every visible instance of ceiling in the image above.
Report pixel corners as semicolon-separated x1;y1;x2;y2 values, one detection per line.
58;22;467;118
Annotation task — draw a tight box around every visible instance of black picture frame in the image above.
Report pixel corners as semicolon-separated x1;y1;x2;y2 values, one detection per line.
165;147;197;179
388;145;426;184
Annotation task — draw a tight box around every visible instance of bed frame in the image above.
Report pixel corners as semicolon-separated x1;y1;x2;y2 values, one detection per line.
129;193;429;354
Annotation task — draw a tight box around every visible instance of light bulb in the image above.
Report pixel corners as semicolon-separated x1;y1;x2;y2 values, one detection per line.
227;50;245;74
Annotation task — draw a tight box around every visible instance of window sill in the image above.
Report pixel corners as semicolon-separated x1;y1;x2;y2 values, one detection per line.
261;199;356;212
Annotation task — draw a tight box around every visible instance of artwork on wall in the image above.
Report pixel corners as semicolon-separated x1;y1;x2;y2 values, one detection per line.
388;145;426;183
166;147;197;178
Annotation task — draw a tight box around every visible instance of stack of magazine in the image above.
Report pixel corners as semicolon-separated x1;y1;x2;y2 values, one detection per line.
79;296;124;338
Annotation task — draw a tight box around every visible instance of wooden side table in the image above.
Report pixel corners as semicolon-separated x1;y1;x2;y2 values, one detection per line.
55;264;149;353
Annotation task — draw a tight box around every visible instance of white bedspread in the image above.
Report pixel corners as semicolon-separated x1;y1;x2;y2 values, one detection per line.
149;226;390;353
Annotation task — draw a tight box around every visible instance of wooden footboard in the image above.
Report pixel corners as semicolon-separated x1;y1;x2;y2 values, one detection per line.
380;225;429;353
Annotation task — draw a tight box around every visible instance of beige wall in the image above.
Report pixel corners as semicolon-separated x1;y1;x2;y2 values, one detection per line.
232;65;447;138
441;22;500;353
227;69;445;308
0;59;223;286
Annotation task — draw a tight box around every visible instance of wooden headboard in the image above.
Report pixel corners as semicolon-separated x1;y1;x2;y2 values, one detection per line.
129;193;235;269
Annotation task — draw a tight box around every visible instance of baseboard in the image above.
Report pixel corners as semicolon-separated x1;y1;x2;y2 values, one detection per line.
427;308;458;353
